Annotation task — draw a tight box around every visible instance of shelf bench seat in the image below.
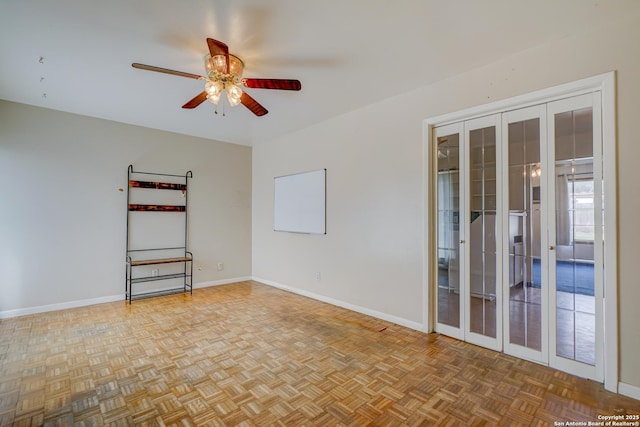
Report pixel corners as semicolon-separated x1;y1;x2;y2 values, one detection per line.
130;256;192;266
128;204;186;212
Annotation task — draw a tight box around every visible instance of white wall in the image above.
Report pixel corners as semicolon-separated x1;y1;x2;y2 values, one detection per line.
252;9;640;389
0;101;252;314
253;107;425;327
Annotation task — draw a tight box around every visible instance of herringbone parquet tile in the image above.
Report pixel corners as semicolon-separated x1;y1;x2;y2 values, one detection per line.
0;281;638;426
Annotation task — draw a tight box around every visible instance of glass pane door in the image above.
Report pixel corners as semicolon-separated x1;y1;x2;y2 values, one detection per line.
465;116;501;350
502;105;548;363
548;93;603;381
430;83;610;384
434;123;464;339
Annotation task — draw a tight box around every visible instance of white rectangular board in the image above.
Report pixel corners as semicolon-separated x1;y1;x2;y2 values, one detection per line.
274;169;326;234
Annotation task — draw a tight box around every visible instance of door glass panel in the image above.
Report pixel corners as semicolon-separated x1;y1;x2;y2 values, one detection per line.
507;118;542;351
437;133;460;328
469;127;497;338
554;108;595;366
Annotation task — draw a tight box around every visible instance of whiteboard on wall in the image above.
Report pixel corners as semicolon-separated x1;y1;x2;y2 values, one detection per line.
274;169;326;234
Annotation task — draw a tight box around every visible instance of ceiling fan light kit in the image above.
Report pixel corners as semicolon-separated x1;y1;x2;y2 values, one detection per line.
132;38;301;117
204;53;244;106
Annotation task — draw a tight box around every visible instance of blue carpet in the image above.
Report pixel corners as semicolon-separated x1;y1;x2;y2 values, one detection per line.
532;259;594;296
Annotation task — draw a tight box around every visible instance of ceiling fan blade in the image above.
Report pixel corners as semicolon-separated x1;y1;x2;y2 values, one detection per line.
182;91;208;109
206;38;229;73
240;92;268;116
242;78;301;91
132;63;203;80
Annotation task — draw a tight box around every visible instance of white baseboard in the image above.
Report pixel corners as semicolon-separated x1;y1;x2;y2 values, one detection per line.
619;382;640;401
0;294;123;319
0;277;252;319
252;276;425;332
194;276;253;289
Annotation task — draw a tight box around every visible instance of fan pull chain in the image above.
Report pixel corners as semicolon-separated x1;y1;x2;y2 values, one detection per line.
213;100;226;116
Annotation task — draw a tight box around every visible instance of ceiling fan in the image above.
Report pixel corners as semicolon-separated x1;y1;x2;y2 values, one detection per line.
132;38;301;117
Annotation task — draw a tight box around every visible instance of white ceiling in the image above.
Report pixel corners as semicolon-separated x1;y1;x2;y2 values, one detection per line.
1;0;638;146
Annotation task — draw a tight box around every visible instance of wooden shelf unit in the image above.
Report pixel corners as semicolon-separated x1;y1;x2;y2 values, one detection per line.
125;165;193;303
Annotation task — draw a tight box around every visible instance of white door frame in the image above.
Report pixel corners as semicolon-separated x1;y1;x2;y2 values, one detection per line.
423;72;617;392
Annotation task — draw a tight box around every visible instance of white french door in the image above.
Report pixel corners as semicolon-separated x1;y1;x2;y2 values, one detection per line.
463;115;502;352
433;92;605;382
434;122;465;341
434;115;504;352
501;105;549;365
546;93;604;381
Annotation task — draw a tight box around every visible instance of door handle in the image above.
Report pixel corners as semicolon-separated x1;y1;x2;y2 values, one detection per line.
460;240;465;244
549;245;555;250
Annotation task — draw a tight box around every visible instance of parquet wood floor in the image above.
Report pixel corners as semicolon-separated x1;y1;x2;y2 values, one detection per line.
1;281;638;426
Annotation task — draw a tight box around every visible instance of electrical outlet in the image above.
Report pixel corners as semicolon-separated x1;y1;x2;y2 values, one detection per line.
217;262;224;271
151;269;159;277
315;272;321;281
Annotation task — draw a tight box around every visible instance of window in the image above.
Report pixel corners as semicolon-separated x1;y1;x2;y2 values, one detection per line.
569;178;595;242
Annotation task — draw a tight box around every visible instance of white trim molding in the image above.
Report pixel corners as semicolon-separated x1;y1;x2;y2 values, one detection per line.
253;277;425;332
193;277;253;289
0;277;253;319
0;294;123;319
618;382;640;401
